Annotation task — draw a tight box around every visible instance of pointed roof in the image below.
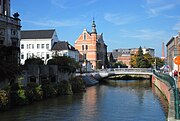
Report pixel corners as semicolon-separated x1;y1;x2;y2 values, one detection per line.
52;41;76;51
91;18;97;34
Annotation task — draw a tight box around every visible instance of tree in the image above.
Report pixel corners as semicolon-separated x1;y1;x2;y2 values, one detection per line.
154;57;164;69
112;61;127;68
0;46;21;83
130;54;137;68
24;57;44;65
130;47;151;68
47;56;79;72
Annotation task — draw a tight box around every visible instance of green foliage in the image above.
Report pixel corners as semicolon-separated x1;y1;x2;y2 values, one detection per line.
25;82;43;103
24;57;44;65
0;90;9;110
112;61;128;68
0;46;21;82
47;56;78;72
41;80;57;99
10;83;28;106
154;57;164;69
57;80;73;95
70;76;86;93
130;46;152;68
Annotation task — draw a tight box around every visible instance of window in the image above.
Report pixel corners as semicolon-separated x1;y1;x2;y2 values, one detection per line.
29;44;31;49
41;44;44;49
11;29;16;35
46;53;49;59
21;44;24;49
46;44;49;49
32;44;34;49
86;45;88;50
27;44;29;49
37;52;40;57
37;44;40;49
21;53;24;59
41;52;45;59
82;45;84;50
83;33;86;40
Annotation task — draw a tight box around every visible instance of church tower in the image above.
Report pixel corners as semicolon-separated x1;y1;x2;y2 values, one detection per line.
91;18;97;43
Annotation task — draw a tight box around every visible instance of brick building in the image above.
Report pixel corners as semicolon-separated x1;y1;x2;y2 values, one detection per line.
166;35;179;71
75;20;107;70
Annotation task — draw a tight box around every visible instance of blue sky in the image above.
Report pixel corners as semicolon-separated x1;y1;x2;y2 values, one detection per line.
12;0;180;57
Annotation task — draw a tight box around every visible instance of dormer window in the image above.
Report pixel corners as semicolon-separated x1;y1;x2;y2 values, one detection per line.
83;33;86;40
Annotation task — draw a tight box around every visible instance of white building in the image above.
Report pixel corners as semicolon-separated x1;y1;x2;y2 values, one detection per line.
142;48;155;57
20;29;58;64
51;41;79;62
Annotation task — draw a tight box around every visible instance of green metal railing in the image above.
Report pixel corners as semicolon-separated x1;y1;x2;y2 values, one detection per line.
153;70;180;119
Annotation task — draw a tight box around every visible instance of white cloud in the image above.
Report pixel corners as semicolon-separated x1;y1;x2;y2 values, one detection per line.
104;13;136;25
119;29;167;41
51;0;67;8
24;19;81;27
143;0;180;18
51;0;97;9
173;22;180;31
147;4;175;17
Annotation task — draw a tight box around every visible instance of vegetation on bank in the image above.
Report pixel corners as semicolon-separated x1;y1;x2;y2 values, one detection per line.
130;46;164;68
0;76;85;111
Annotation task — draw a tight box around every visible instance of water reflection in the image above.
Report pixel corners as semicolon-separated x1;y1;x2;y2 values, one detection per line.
1;79;167;121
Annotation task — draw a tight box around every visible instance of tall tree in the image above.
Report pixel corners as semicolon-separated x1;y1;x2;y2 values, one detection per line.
136;46;146;68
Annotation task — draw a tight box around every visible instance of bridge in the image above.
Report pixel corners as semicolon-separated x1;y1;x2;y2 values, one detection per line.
90;68;153;79
77;68;180;120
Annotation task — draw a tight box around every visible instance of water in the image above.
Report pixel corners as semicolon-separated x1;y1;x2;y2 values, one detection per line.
1;79;167;121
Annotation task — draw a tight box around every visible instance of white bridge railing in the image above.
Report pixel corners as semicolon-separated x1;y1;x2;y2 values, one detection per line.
98;68;152;73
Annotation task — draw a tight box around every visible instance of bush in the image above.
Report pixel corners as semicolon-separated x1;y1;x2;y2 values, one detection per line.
10;83;28;106
70;76;86;93
41;80;57;99
25;82;43;103
57;80;73;95
0;90;9;111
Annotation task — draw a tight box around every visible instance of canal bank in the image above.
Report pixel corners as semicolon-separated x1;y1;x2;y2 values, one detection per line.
0;76;86;111
152;74;177;121
0;79;167;121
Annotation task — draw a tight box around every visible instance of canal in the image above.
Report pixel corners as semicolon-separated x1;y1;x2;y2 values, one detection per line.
1;79;168;121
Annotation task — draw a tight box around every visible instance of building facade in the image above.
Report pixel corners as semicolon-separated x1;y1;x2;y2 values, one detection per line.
0;0;21;63
75;20;107;70
20;29;58;64
166;35;179;71
0;0;21;89
51;41;79;62
111;47;155;67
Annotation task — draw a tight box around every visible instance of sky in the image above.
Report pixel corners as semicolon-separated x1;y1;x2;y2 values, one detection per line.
11;0;180;57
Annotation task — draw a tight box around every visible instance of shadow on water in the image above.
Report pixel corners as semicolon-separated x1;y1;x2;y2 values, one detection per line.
0;94;84;121
103;79;168;118
103;79;151;89
152;85;169;117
